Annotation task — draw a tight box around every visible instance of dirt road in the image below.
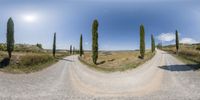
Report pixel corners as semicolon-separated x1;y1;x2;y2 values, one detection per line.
0;50;200;100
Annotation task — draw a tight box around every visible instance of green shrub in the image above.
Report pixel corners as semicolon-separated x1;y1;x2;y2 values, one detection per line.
0;44;6;51
36;43;43;49
196;46;200;51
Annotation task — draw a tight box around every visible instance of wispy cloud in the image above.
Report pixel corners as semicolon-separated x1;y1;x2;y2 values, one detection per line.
180;38;198;44
157;33;175;42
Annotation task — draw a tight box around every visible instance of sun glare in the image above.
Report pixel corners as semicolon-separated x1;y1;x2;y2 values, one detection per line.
23;14;37;23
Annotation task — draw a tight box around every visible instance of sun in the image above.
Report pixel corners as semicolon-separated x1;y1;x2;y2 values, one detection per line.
22;14;37;23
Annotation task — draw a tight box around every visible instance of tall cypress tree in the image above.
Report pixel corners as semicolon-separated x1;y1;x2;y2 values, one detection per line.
175;30;179;54
140;24;145;59
92;19;99;64
70;45;72;55
53;33;56;57
151;34;155;53
80;34;84;57
7;17;14;59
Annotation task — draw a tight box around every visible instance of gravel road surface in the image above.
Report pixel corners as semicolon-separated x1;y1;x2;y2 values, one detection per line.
0;49;200;100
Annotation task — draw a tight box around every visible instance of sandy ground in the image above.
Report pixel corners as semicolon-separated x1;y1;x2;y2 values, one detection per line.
0;49;200;100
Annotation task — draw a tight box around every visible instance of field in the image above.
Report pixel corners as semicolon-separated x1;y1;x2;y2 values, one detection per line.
0;44;69;73
79;50;155;72
161;44;200;69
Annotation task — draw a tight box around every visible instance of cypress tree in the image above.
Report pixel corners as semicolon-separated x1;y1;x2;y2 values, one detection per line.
7;17;14;59
151;34;155;53
70;45;72;55
92;19;99;64
175;30;179;54
140;24;145;59
53;33;56;57
80;34;84;57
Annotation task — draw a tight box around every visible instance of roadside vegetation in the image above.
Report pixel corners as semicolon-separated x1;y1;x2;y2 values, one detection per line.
79;34;84;57
79;51;155;72
92;19;99;64
0;18;69;73
0;46;68;73
79;20;156;72
1;17;157;73
161;44;200;70
158;30;200;70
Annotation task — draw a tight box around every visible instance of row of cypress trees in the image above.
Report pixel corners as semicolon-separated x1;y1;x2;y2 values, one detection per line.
139;24;156;59
89;21;156;64
4;17;178;62
5;18;62;58
69;45;80;55
53;33;83;57
54;22;179;61
156;30;179;54
54;20;178;64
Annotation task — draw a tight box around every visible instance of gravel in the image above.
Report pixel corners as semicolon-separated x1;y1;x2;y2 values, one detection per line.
0;50;200;100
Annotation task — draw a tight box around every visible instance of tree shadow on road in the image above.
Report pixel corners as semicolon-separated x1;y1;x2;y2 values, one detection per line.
96;61;106;65
159;64;200;72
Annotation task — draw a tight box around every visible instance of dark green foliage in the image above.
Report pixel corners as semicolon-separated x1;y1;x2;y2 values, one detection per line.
70;45;72;55
175;30;179;54
151;34;155;52
140;24;145;59
80;34;84;57
6;18;15;58
0;43;6;51
92;19;99;64
53;33;56;57
196;46;200;51
36;43;42;49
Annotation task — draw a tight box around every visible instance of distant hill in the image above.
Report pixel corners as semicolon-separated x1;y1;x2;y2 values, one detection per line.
162;43;200;48
0;43;43;52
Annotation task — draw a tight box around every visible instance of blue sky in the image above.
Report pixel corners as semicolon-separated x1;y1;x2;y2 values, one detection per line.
0;0;199;50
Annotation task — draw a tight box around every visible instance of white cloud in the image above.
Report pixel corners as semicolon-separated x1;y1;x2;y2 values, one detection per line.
157;33;175;42
180;38;198;44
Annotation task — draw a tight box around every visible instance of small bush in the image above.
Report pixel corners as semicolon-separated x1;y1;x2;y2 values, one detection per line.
0;44;6;51
196;46;200;51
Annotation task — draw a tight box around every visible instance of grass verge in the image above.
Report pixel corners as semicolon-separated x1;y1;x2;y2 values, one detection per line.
79;51;155;72
0;52;68;74
0;59;57;74
167;52;200;70
161;47;200;70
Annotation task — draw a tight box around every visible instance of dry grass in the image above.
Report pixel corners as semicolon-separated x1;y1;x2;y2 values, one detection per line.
0;51;68;73
79;50;155;72
162;44;200;69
